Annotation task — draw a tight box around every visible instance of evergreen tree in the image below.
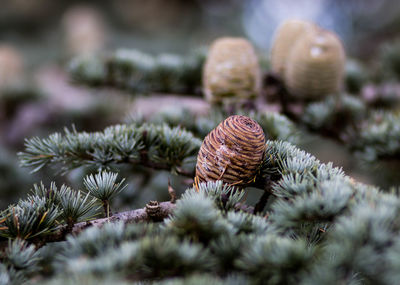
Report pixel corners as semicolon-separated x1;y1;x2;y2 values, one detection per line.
2;16;400;285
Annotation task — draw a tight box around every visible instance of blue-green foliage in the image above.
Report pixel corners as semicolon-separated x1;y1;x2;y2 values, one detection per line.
19;123;201;174
68;48;206;94
351;111;400;161
0;240;41;285
133;108;300;144
6;127;400;284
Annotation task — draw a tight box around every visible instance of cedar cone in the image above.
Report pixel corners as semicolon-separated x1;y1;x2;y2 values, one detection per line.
284;28;346;99
203;37;261;104
270;19;317;77
195;115;266;187
0;45;23;88
62;5;106;56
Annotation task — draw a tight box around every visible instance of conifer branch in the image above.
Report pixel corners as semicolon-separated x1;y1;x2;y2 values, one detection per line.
0;202;176;251
5;138;400;284
68;48;206;95
68;48;400;164
130;105;300;145
70;201;176;233
277;90;400;162
350;111;400;161
18;123;201;176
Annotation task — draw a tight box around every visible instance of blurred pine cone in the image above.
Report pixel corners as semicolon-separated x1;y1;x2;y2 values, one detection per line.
203;37;261;104
0;45;23;88
284;28;346;100
195;115;266;187
270;19;316;77
62;5;106;57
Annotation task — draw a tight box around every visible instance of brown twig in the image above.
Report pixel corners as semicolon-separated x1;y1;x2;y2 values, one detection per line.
254;191;272;214
252;174;275;214
102;200;112;218
168;179;177;203
71;201;175;234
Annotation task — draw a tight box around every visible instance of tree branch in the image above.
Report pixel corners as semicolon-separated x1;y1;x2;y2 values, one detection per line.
0;201;176;251
19;123;201;177
68;201;175;235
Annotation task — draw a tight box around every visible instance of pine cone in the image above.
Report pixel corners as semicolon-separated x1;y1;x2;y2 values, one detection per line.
62;5;106;56
270;19;316;77
284;28;346;100
203;37;261;104
0;45;23;88
195;115;266;186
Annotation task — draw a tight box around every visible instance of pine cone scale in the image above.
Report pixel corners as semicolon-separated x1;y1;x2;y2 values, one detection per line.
218;118;265;149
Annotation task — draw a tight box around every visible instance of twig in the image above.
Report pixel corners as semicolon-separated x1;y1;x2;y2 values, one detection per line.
254;191;271;214
71;201;175;234
102;200;112;218
252;174;274;214
168;179;177;203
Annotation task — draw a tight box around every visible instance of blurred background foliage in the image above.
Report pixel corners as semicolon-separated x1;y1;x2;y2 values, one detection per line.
1;0;400;209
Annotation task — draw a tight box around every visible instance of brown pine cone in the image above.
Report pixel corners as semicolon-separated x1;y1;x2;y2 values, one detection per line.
195;115;266;187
